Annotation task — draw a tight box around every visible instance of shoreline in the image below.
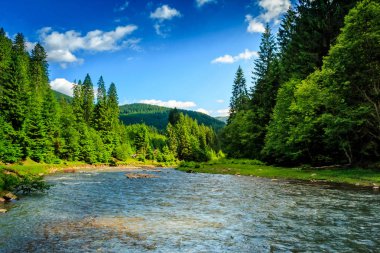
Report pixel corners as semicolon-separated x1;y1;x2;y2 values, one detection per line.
0;160;175;203
176;159;380;190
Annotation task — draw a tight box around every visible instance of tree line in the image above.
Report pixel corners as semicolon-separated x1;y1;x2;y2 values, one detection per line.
222;0;379;166
0;29;219;164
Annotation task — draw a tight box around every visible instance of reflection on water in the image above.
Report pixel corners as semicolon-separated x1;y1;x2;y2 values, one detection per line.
0;169;379;252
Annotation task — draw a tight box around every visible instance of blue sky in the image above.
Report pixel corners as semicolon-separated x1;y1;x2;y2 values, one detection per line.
0;0;291;116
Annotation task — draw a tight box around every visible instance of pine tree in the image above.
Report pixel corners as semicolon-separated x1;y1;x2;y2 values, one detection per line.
72;80;84;122
107;82;119;131
82;74;94;125
3;33;30;130
94;76;110;131
168;108;180;125
29;43;49;96
228;66;248;123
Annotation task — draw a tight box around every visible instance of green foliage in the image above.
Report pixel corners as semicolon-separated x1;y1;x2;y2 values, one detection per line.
229;66;249;122
166;113;218;162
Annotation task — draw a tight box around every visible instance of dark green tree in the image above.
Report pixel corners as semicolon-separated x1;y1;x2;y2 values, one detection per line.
228;66;248;122
82;74;94;125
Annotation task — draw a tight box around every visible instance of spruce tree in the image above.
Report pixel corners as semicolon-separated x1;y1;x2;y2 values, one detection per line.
107;82;119;131
82;74;94;125
94;76;109;131
228;66;248;123
3;33;30;130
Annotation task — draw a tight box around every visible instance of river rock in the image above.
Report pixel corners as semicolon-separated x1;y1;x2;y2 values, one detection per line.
0;197;5;203
3;192;18;200
0;209;7;213
63;168;76;173
125;173;158;179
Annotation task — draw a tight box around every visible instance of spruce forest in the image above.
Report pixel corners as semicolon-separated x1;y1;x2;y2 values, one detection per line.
0;30;219;165
222;0;379;167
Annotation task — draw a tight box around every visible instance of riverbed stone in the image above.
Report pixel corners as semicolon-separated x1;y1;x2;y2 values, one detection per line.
125;173;158;179
0;197;5;203
0;209;7;213
3;192;18;200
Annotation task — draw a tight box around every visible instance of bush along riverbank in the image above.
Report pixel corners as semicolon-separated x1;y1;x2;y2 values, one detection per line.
177;159;380;189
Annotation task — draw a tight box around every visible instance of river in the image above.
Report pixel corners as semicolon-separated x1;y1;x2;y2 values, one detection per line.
0;169;379;252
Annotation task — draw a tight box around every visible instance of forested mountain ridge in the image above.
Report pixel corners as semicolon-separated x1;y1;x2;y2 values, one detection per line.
53;90;73;103
119;103;225;131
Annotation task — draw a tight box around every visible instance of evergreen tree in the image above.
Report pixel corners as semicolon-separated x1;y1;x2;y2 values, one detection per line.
72;80;84;122
94;76;110;131
29;43;49;96
168;108;180;125
82;74;94;125
107;82;119;130
2;33;30;130
228;66;248;122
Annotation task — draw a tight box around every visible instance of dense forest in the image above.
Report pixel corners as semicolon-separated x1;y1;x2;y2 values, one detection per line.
222;0;379;166
0;30;219;164
119;103;225;131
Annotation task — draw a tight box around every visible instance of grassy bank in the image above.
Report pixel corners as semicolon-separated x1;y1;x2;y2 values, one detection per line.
177;159;380;187
0;158;177;193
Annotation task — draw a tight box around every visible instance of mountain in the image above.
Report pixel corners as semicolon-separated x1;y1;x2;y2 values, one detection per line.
53;90;73;103
119;103;225;131
215;116;228;123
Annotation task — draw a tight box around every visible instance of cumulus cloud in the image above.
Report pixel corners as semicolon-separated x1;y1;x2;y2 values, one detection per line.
38;25;139;66
245;15;266;33
212;49;258;64
25;41;37;52
150;5;181;21
196;108;210;115
216;109;230;117
50;78;74;96
259;0;291;22
150;4;181;36
246;0;290;33
139;99;196;109
196;0;216;7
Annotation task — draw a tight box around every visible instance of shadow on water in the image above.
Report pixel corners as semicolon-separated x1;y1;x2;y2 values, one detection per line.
0;169;379;252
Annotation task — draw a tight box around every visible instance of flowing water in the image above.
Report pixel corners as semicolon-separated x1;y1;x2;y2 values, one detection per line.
0;169;379;252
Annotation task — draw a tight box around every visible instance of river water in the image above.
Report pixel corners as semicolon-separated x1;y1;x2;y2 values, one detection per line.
0;169;379;252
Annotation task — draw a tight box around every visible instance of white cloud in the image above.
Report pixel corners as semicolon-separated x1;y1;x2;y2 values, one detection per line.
196;108;211;115
216;99;225;103
259;0;291;22
212;55;234;64
245;15;265;33
245;0;290;33
38;25;139;66
150;5;181;21
115;1;129;12
139;99;196;109
50;78;74;96
154;24;166;37
216;109;230;117
196;0;216;7
25;41;37;52
212;49;258;64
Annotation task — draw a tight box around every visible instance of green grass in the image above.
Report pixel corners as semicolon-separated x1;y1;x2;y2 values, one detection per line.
177;159;380;187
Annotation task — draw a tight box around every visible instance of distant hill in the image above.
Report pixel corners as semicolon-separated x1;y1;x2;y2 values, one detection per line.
215;116;228;123
53;90;73;103
119;103;225;131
